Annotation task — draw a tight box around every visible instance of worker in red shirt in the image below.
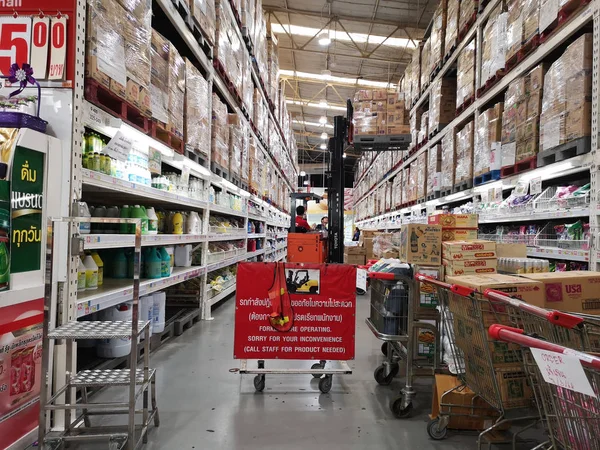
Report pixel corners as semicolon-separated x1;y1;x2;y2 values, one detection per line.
295;205;311;233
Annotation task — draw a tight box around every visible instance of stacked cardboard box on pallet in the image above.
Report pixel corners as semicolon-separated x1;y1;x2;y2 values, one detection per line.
454;120;474;184
188;0;216;45
430;0;447;74
429;78;457;133
353;90;409;136
240;122;250;184
459;0;477;35
540;33;592;152
417;151;427;200
215;0;243;95
267;32;280;113
185;59;210;158
344;245;367;265
228;114;243;176
443;240;498;276
427;144;442;197
399;224;442;265
445;0;459;55
211;93;229;169
474;103;503;176
418;111;429;144
420;39;431;90
440;131;455;192
429;213;479;244
409;49;421;102
456;40;476;109
480;5;507;87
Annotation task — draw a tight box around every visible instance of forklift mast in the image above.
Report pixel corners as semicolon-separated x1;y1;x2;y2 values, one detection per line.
327;100;353;263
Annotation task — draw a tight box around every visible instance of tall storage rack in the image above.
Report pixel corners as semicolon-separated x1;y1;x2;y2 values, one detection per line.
0;0;295;448
353;0;600;270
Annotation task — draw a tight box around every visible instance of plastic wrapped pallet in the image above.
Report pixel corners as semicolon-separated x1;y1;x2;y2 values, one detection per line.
184;59;210;157
480;6;508;88
418;111;429;144
215;0;243;95
420;39;431;90
540;33;592;151
167;45;185;138
242;52;254;119
410;110;420;149
267;34;280;109
474;103;503;176
456;40;476;109
409;49;421;102
459;0;477;36
430;0;447;74
505;0;524;64
427;144;442;197
429;77;457;133
241;0;255;42
407;164;417;203
417;151;427;200
500;76;527;165
241;124;250;183
189;0;216;45
211;93;229;169
401;69;412;106
440;131;455;190
455;120;474;183
392;172;402;208
228;114;243;176
150;30;169;124
445;0;459;55
522;0;540;46
86;0;127;98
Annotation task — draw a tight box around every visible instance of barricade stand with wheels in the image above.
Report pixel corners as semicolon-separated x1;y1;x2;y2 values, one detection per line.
233;262;356;393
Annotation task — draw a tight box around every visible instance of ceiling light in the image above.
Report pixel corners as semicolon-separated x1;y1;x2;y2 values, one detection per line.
321;132;328;139
303;180;309;186
300;170;306;176
280;69;396;89
292;119;334;129
319;99;328;108
320;143;327;150
319;116;327;125
270;23;417;49
318;31;331;46
285;99;346;111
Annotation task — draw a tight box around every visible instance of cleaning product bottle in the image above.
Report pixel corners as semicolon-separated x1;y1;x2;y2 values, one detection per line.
147;207;158;235
145;248;162;279
77;256;87;291
83;253;99;290
130;205;149;235
112;249;128;279
91;251;104;286
172;211;183;235
165;246;174;275
105;206;120;234
78;202;91;235
120;205;130;234
186;211;199;234
159;247;170;277
91;205;106;234
156;209;166;233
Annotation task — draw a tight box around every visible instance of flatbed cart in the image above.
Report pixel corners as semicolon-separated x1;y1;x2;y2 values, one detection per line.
365;265;440;418
416;275;539;448
491;324;600;450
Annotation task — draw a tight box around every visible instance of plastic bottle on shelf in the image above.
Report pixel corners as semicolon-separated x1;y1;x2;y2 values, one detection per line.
159;247;171;277
172;212;184;235
145;248;162;279
91;251;104;286
130;205;149;235
139;295;154;338
152;292;166;334
104;206;120;234
91;205;106;234
147;207;159;235
77;257;86;292
164;246;174;275
120;205;130;234
78;202;91;235
174;244;192;267
187;211;200;234
83;253;99;290
112;249;128;279
156;210;166;233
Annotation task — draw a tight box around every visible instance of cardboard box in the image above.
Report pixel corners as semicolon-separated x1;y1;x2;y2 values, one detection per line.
493;366;534;408
528;63;548;92
429;213;478;228
386;125;411;135
566;102;592;140
441;228;478;241
443;258;497;276
518;271;600;313
344;254;366;265
417;266;441;309
446;273;545;307
443;240;496;260
430;374;501;430
496;243;527;258
344;246;366;256
399;224;442;265
526;91;543;119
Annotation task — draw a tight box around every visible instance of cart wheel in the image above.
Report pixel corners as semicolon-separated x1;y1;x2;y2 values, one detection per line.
390;396;413;418
356;288;366;295
374;364;398;385
253;375;265;392
311;362;323;378
427;418;448;440
318;375;332;393
381;342;389;356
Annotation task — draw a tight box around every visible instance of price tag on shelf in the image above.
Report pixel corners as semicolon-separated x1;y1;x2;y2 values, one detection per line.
104;130;133;162
529;176;542;195
515;180;529;196
85;102;121;129
148;147;162;174
48;15;67;80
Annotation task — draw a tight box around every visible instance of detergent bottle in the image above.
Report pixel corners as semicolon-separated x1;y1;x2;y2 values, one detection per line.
130;205;149;235
83;253;98;290
147;207;158;235
91;251;104;286
145;248;162;279
78;202;91;235
91;205;106;234
105;206;120;234
77;256;87;291
156;209;166;233
112;249;128;279
159;247;171;277
172;212;183;235
120;205;130;234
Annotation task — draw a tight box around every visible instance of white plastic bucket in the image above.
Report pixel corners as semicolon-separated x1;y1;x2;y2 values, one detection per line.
139;295;154;338
96;302;133;358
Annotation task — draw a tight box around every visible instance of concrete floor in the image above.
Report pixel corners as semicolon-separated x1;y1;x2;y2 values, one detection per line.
86;292;485;450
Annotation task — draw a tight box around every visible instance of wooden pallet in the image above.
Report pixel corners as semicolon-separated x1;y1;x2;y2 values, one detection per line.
474;170;501;186
184;144;209;167
519;34;540;60
213;59;243;105
150;120;184;154
174;308;201;336
440;187;453;198
477;70;505;97
211;161;230;180
537;136;591;167
150;320;175;352
456;95;474;115
188;15;214;57
228;0;242;26
457;11;477;42
429;62;442;82
84;78;151;134
500;155;537;177
453;179;473;193
426;191;441;201
428;123;448;139
417;197;426;204
443;43;457;63
230;173;242;188
241;181;250;192
241;27;255;55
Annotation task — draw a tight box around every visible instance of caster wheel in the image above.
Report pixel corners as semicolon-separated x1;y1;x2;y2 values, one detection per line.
390;396;413;418
381;342;389;356
356;288;366;295
319;375;332;393
374;364;399;385
427;418;448;440
311;362;323;378
253;375;265;392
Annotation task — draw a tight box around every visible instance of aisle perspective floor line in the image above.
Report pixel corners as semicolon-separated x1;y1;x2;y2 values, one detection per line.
80;294;484;449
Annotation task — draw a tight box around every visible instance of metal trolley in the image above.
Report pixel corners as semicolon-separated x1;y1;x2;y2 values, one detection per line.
492;325;600;450
365;265;439;418
416;275;539;447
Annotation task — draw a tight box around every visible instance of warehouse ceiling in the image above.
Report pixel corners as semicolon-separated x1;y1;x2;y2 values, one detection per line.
263;0;435;173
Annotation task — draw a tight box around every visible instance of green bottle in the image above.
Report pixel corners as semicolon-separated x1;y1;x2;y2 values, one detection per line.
112;249;128;279
145;248;162;279
130;205;149;235
159;247;170;277
120;205;130;234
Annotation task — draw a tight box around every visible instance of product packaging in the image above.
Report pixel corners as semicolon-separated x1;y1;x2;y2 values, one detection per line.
184;59;210;157
456;40;476;109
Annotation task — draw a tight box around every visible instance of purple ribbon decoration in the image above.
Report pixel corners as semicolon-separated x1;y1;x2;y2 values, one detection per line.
7;63;37;98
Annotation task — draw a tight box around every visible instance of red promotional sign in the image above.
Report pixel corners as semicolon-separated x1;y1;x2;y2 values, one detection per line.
234;262;356;361
0;298;43;450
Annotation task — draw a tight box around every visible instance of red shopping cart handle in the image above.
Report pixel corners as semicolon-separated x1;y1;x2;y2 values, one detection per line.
368;272;397;280
489;324;600;370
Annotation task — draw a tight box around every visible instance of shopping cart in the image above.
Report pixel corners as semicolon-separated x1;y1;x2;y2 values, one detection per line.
415;275;539;447
491;324;600;450
365;265;439;418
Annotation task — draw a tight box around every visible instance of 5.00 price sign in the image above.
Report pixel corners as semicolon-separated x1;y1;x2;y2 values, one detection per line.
0;15;67;80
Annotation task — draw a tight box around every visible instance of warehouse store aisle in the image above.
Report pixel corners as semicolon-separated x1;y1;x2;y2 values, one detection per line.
89;295;479;449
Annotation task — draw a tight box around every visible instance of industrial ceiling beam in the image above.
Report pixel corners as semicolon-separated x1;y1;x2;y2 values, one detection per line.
278;45;411;65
